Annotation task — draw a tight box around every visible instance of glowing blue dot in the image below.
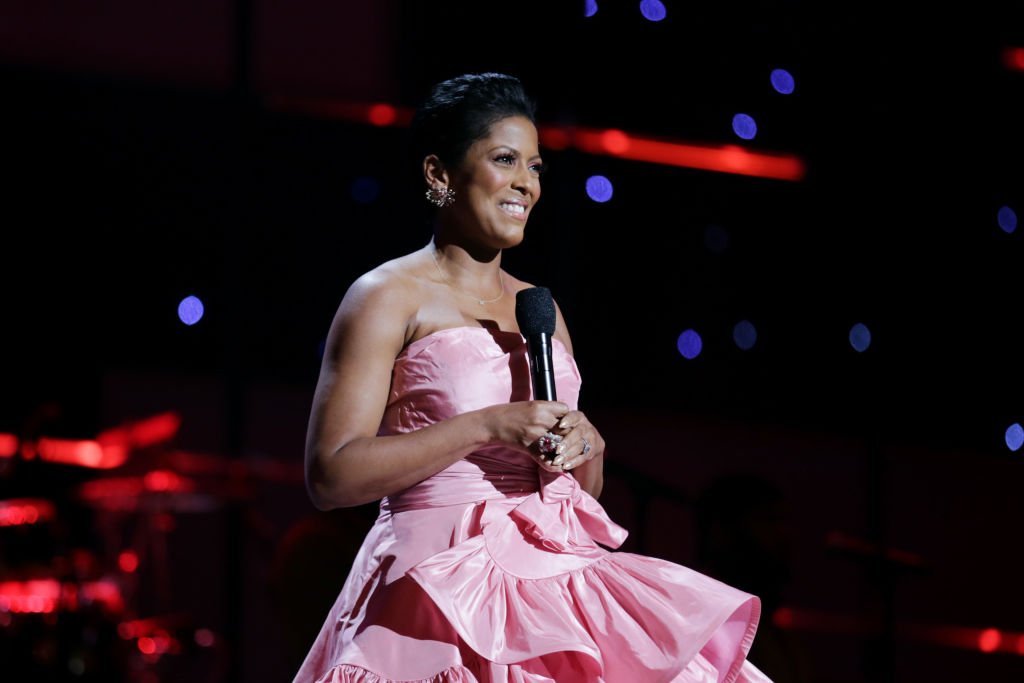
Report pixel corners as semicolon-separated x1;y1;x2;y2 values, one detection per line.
639;0;667;21
585;0;599;17
732;113;757;140
1006;423;1024;452
585;175;614;203
733;320;758;350
351;176;380;204
849;323;871;352
704;224;729;253
676;329;703;359
770;68;795;94
997;205;1017;234
178;296;204;326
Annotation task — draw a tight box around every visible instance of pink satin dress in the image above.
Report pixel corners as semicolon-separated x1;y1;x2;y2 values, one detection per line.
292;326;771;683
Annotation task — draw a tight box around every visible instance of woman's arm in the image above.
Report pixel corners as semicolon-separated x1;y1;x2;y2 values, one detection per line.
305;270;569;509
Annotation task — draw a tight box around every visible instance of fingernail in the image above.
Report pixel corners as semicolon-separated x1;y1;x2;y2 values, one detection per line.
552;455;564;465
555;443;565;454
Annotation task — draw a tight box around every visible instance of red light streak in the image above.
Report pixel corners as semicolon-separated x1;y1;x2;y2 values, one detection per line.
0;499;56;527
543;126;805;181
97;412;181;451
775;606;1024;656
263;97;806;181
36;437;127;469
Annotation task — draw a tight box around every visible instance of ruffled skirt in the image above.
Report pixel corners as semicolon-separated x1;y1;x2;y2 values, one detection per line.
291;475;771;683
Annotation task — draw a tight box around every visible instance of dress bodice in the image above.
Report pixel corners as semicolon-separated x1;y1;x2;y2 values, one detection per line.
378;326;582;510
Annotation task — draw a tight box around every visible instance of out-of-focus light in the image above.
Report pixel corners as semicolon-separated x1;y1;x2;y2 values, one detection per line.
0;433;17;458
997;205;1017;234
585;175;614;203
600;129;630;155
585;0;599;17
732;113;757;140
118;551;139;573
0;499;55;527
849;323;872;352
1006;423;1023;452
770;68;795;94
640;0;667;22
733;320;758;350
704;225;729;253
677;329;703;359
367;103;397;126
351;176;380;204
137;637;157;655
178;296;204;326
1002;47;1024;72
195;628;216;647
978;628;1002;653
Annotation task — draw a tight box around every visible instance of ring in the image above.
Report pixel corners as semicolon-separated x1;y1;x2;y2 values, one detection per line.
537;431;562;457
581;437;591;457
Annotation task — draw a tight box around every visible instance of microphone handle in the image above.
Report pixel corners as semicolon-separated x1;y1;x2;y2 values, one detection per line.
528;333;557;401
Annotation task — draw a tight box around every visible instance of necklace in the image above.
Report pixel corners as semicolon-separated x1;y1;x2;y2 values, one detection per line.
430;247;504;306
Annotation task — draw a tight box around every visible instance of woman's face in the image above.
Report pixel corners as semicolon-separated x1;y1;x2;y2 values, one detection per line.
446;115;543;249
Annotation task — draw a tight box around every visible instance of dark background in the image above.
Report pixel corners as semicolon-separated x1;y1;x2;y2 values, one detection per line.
1;2;1022;682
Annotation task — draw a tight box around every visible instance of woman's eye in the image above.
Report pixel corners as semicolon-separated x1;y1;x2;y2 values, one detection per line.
530;163;546;175
495;154;515;165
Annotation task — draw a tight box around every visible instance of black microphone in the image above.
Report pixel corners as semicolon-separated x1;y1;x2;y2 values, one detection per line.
515;286;557;401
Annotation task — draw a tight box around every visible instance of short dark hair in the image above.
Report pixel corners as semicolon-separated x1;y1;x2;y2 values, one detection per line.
409;72;537;169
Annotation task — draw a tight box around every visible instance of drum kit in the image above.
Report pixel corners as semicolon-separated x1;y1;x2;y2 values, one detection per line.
0;411;301;682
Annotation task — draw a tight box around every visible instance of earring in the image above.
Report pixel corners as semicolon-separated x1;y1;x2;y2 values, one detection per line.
425;186;455;208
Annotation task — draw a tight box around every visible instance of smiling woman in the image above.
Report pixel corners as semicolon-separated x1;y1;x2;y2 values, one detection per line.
291;72;773;683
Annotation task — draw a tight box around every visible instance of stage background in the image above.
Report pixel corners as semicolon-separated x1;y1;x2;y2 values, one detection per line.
1;2;1022;682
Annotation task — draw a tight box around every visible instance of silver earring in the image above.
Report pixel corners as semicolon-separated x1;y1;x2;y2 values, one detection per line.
425;186;455;208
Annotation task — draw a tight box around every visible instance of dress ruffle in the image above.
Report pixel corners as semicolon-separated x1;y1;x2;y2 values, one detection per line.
315;663;476;683
403;473;764;683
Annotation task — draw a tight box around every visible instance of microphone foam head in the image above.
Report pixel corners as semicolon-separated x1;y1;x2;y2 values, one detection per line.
515;286;556;336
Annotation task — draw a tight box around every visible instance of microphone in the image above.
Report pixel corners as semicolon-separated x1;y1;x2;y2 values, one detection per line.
515;286;557;401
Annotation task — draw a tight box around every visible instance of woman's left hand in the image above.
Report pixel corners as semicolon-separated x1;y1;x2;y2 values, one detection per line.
544;410;604;472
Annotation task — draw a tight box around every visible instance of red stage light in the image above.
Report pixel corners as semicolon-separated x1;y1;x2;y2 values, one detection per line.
368;103;397;126
979;628;1002;653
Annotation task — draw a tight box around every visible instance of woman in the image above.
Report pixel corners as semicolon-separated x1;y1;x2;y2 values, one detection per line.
294;72;771;683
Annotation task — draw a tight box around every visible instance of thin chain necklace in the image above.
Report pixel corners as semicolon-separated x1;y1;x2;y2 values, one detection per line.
430;247;504;306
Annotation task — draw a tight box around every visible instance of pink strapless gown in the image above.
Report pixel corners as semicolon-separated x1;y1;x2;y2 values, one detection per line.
292;327;771;683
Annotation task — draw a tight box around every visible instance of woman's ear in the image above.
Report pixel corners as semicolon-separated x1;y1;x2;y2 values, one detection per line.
423;154;449;189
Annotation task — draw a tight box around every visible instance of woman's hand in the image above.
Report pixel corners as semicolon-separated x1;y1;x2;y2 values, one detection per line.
543;410;605;472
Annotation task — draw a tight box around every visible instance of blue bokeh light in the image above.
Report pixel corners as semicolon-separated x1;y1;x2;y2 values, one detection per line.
732;113;757;140
1006;423;1023;452
770;68;795;94
178;295;204;326
639;0;667;22
676;329;703;360
733;320;758;350
849;323;872;352
585;175;614;203
997;205;1017;234
351;176;381;204
704;224;729;253
585;0;599;17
